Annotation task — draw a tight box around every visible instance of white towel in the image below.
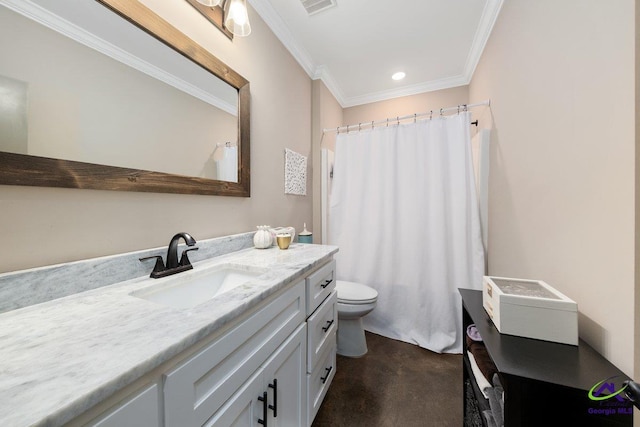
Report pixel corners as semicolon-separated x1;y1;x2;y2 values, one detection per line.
467;351;491;399
215;146;237;182
284;148;307;195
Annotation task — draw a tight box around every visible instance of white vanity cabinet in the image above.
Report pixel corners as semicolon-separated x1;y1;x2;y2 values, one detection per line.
62;254;338;427
304;260;337;426
164;280;306;427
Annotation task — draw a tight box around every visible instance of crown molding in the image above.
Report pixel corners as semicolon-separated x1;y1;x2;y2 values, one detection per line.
462;0;504;82
248;0;316;77
312;65;348;106
341;75;470;108
247;0;504;108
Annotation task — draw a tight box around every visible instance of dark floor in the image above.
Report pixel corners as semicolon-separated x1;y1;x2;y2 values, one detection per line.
312;331;463;427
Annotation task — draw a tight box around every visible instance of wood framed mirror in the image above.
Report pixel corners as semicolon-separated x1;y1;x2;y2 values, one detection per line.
0;0;250;197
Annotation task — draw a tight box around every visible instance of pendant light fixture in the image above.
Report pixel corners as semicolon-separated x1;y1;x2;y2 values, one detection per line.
194;0;251;37
224;0;251;37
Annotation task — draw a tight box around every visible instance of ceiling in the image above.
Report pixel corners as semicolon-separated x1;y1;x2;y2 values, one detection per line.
248;0;503;107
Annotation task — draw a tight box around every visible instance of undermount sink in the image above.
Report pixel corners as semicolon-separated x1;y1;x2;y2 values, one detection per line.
131;264;265;309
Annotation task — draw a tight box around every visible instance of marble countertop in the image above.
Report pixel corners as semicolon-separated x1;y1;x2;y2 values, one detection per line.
0;243;338;427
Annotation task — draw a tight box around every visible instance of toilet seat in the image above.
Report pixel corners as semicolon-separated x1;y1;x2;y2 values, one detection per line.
337;280;378;305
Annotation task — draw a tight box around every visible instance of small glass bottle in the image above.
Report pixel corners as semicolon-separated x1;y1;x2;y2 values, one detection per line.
298;223;313;244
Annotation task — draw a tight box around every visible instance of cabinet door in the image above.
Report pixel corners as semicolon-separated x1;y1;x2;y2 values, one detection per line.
203;369;264;427
91;384;159;427
307;337;336;426
262;324;307;427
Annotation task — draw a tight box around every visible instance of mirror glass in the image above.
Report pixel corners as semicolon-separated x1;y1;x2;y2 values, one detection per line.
0;0;250;196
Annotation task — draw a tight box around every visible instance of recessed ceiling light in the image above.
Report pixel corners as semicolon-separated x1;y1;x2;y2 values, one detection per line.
392;72;406;81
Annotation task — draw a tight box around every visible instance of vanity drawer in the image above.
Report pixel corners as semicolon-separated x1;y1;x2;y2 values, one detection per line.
306;290;337;371
163;281;305;427
307;337;336;426
306;259;336;316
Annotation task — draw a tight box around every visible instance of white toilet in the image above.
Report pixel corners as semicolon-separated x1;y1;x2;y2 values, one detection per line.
336;280;378;357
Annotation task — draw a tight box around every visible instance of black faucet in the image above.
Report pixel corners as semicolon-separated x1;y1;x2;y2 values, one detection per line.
140;232;199;278
166;232;197;269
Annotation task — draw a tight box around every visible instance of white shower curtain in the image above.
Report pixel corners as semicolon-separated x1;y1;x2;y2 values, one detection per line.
328;112;485;354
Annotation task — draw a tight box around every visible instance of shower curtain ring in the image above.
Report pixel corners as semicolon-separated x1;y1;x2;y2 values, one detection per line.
372;120;374;129
386;118;389;127
440;108;444;116
430;110;433;120
464;104;468;112
336;126;339;134
457;105;460;114
359;123;361;131
396;116;400;125
414;113;417;123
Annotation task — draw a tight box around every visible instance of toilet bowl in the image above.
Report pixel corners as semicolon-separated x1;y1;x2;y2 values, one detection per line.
336;280;378;358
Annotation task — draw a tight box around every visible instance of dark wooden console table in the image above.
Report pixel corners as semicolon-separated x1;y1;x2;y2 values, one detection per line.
460;288;633;426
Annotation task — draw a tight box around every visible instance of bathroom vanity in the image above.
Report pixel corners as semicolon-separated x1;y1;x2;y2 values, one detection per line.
0;235;338;427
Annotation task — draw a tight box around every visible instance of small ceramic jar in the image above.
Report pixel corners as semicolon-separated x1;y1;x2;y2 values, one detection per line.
253;225;273;249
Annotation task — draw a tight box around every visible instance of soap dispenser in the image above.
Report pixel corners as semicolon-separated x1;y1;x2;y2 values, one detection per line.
298;223;313;244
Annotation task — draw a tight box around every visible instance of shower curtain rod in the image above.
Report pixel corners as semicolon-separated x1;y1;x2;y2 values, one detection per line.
322;99;491;134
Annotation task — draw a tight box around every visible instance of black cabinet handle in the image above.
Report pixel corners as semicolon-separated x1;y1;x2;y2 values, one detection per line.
321;279;333;289
322;319;334;332
268;379;278;417
321;366;333;384
258;391;268;426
